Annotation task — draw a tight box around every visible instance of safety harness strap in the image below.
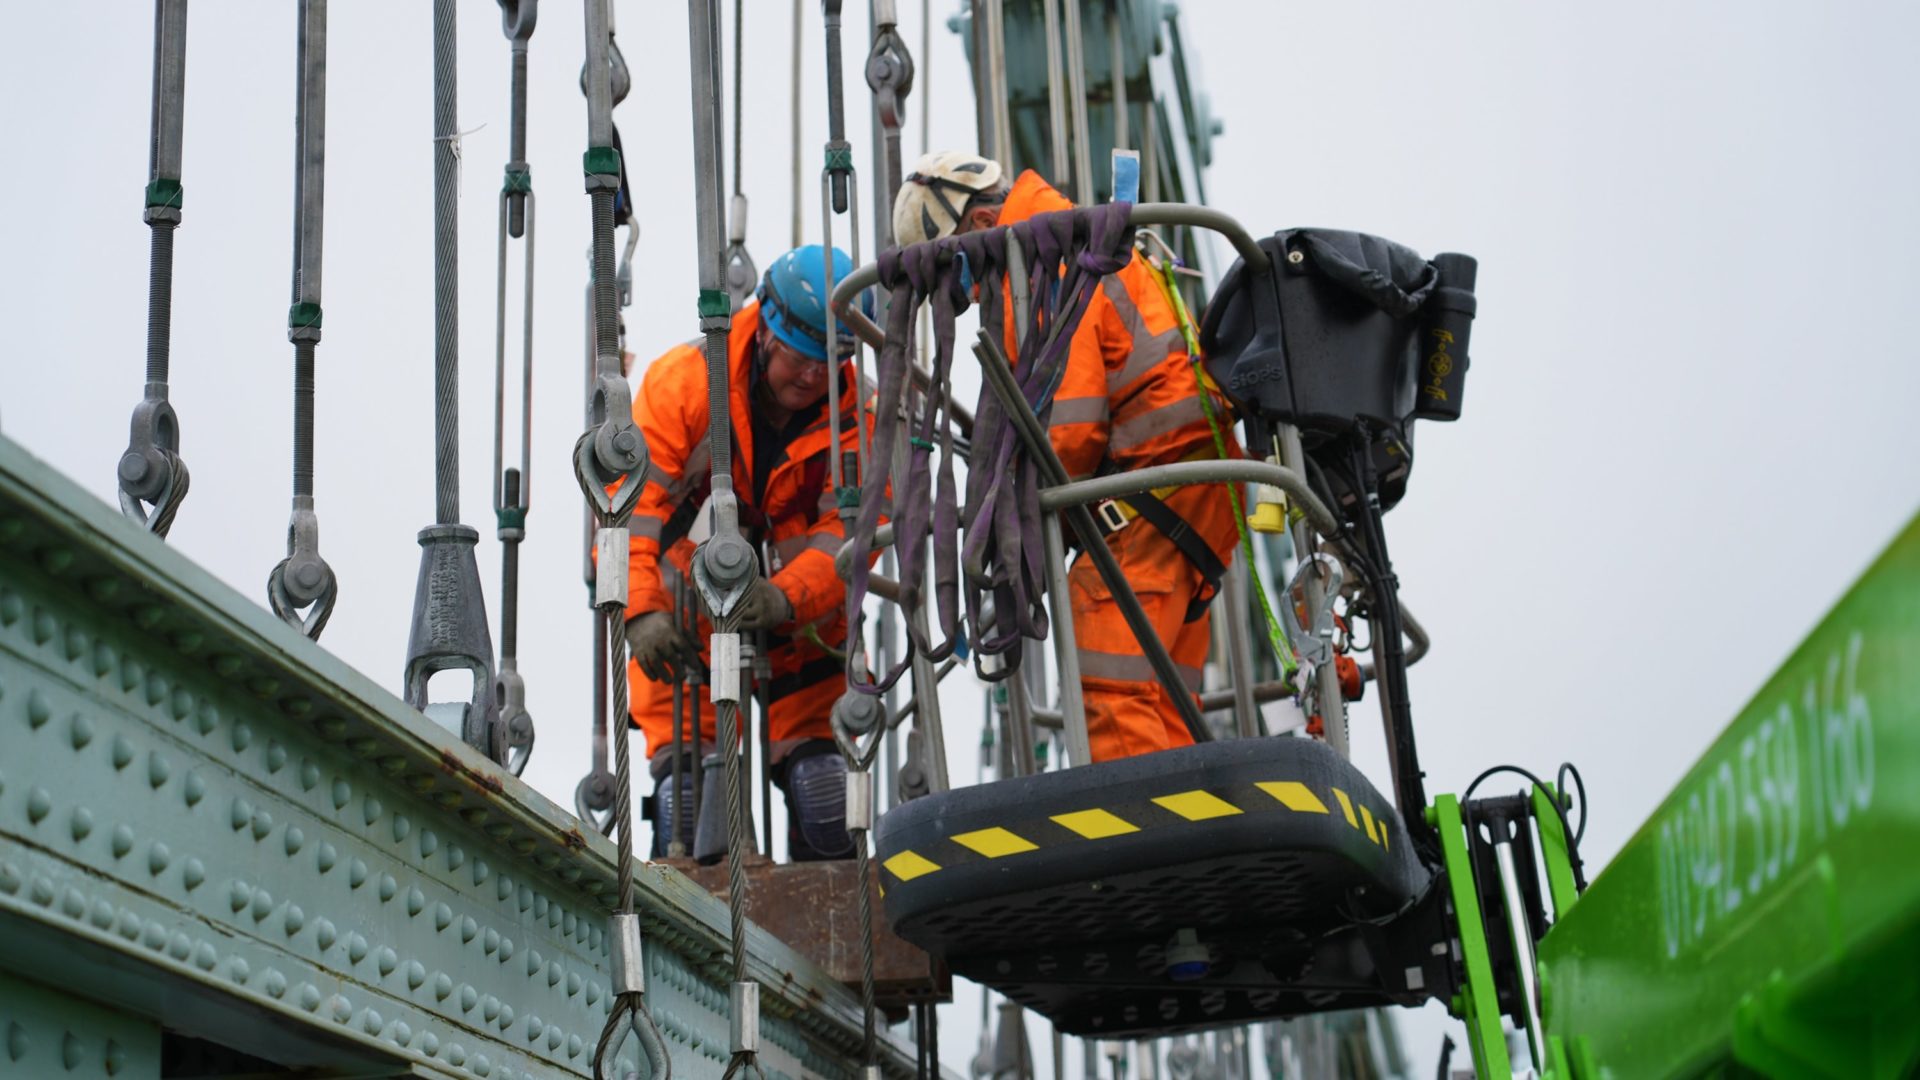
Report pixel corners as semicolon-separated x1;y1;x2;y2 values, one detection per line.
1111;491;1226;624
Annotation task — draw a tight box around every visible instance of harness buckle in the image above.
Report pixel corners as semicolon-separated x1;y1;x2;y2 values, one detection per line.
1094;499;1129;535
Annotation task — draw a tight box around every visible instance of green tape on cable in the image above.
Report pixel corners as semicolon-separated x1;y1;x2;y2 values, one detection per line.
502;167;533;194
697;289;731;319
496;506;527;530
824;145;855;172
582;146;621;178
835;486;861;509
287;302;323;331
145;178;184;210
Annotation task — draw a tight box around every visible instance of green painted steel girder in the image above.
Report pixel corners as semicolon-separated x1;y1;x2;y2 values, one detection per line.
0;433;930;1079
1539;509;1920;1078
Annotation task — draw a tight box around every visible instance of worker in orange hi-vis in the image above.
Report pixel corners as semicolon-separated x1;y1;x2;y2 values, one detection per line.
620;244;875;860
894;152;1245;763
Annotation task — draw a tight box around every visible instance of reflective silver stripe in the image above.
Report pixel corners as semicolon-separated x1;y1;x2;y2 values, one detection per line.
816;487;839;515
631;516;664;541
1109;396;1206;452
807;531;845;555
1048;395;1109;428
1076;646;1204;691
774;534;808;565
1102;276;1183;393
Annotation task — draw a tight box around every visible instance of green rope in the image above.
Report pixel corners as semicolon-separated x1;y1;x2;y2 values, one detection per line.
1152;258;1297;679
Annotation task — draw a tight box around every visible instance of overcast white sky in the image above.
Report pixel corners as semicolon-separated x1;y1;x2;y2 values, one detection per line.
5;3;1919;1077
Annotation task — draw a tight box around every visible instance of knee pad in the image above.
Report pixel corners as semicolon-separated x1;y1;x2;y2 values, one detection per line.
648;764;700;859
782;748;854;861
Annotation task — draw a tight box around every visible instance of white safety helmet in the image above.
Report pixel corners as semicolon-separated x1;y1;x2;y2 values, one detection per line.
892;151;1006;246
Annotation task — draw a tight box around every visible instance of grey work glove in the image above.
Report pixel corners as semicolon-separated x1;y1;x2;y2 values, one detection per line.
733;576;793;632
625;611;699;683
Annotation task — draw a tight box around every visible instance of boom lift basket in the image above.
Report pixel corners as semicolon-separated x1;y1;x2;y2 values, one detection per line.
874;737;1448;1036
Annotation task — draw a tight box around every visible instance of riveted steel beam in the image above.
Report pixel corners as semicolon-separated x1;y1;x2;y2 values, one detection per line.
0;433;932;1078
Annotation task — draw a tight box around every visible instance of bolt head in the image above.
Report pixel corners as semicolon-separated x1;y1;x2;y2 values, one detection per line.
293;564;323;590
1286;249;1306;265
118;452;151;485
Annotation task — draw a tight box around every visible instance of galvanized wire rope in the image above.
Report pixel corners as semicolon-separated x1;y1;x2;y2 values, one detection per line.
433;0;461;525
119;0;191;537
582;0;664;1072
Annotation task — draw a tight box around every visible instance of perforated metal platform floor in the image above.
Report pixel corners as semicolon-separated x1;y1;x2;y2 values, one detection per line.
875;737;1449;1037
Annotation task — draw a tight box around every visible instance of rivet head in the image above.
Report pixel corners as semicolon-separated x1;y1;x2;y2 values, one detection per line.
250;810;273;840
549;962;563;987
391;1020;412;1047
147;752;170;788
330;995;351;1023
433;973;455;1000
61;886;85;918
230;797;253;831
266;741;287;772
284;905;305;935
165;931;190;960
251;888;274;922
496;1004;514;1030
0;863;20;895
227;957;250;984
406;887;425;916
315;842;337;874
110;735;134;770
405;961;426;989
349;859;368;888
376;946;397;975
433;902;453;930
29;876;54;907
483;928;500;955
193;942;217;970
284;826;304;855
566;972;581;997
299;760;321;790
378;874;397;901
447;1043;467;1067
67;712;93;749
61;1031;82;1070
458;984;478;1012
315;919;336;950
525;1016;544;1042
68;807;92;842
391;813;411;842
26;689;51;728
460;917;478;943
147;843;171;875
347;933;368;964
300;984;322;1012
331;779;351;809
110;824;134;858
264;970;288;999
482;994;500;1021
230;881;253;912
26;787;51;824
419;829;438;857
230;722;252;753
181;858;205;890
182;771;205;807
363;796;382;825
421;1032;440;1057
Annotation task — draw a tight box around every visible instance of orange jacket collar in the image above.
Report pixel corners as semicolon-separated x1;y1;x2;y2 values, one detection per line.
996;169;1075;229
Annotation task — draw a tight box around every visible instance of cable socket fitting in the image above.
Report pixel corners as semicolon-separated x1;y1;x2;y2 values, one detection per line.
610;912;646;995
729;981;760;1054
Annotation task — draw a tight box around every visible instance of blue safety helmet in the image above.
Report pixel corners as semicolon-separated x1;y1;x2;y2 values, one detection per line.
756;245;872;363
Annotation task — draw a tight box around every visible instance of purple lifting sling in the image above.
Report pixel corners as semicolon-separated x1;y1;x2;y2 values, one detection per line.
843;203;1134;694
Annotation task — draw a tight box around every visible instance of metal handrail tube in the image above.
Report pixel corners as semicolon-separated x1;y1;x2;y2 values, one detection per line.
826;201;1269;319
1038;459;1342;541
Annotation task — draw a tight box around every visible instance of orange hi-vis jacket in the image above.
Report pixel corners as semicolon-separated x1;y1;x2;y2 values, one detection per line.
998;170;1246;762
624;301;869;761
